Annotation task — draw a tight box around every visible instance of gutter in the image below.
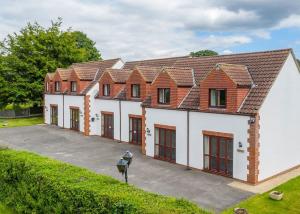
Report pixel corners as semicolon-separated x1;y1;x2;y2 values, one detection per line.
63;93;65;128
119;100;122;143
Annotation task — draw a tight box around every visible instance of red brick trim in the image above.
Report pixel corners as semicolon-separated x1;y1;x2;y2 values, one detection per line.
84;95;90;136
202;130;233;138
247;114;260;184
154;124;176;130
101;111;113;115
128;114;142;119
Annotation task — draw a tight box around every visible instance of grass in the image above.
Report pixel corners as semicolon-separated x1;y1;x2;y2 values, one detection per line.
0;117;43;128
0;203;14;214
222;176;300;214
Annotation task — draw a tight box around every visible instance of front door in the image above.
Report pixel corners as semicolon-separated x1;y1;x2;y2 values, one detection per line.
70;108;80;131
101;113;114;139
50;105;58;125
154;127;176;162
204;135;233;177
129;117;142;145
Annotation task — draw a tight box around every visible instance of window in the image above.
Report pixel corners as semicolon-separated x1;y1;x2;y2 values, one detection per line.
131;84;140;98
55;81;61;92
103;84;110;96
46;82;49;92
157;88;170;104
71;81;77;92
155;127;176;162
209;89;226;108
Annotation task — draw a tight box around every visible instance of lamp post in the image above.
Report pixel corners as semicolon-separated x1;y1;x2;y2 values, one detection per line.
116;151;133;183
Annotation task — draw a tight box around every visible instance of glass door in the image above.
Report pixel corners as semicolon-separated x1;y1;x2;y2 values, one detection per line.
155;127;176;162
50;105;58;125
129;117;142;145
70;108;79;131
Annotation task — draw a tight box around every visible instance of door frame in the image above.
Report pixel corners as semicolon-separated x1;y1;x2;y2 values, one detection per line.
50;104;58;125
70;107;80;131
129;114;142;145
154;124;176;163
203;131;233;177
101;111;114;139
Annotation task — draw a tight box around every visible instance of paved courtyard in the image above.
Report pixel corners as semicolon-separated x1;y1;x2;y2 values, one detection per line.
0;125;253;212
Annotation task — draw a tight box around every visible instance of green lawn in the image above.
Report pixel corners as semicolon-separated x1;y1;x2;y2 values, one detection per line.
222;176;300;214
0;203;14;214
0;117;43;128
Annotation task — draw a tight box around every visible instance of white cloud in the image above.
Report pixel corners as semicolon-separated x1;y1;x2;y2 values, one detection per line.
222;49;233;54
0;0;297;60
275;14;300;29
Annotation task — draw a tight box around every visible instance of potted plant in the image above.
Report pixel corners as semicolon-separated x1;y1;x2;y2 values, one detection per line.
234;208;248;214
269;191;284;201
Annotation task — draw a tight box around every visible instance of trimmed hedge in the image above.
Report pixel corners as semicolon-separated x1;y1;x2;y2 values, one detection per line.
0;148;209;213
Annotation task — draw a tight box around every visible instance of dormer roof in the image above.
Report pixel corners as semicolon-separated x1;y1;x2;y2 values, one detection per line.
153;67;194;86
134;66;161;82
104;69;132;83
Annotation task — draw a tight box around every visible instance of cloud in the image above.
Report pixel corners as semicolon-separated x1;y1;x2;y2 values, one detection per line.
0;0;298;60
275;14;300;29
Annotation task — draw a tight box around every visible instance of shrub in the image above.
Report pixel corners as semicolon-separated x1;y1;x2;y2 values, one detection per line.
0;149;209;214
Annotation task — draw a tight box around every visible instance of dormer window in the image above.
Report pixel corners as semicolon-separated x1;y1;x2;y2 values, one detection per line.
103;84;110;96
158;88;170;104
209;89;226;108
131;84;140;98
55;81;61;92
71;81;77;92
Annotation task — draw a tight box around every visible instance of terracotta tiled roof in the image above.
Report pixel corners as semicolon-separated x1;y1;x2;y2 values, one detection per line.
123;56;189;70
162;67;194;86
57;68;73;80
141;96;151;107
45;73;55;80
73;67;99;80
174;49;291;114
72;58;120;69
105;69;132;83
215;63;253;86
179;86;200;110
135;66;161;82
114;86;127;100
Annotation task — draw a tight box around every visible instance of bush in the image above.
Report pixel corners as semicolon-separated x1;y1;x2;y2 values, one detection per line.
0;149;209;214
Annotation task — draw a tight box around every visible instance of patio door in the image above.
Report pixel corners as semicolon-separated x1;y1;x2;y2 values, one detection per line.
50;105;58;125
154;127;176;162
101;113;114;139
70;108;80;131
129;117;142;145
204;135;233;177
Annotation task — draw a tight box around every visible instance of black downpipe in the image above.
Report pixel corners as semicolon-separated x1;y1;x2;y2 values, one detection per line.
186;110;191;170
119;100;122;143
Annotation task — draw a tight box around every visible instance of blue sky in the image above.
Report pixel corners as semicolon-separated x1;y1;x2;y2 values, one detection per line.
0;0;299;60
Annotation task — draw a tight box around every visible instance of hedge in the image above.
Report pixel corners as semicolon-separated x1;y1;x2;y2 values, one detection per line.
0;148;209;213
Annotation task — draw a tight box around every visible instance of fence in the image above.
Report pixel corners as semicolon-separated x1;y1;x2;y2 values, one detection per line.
0;106;43;119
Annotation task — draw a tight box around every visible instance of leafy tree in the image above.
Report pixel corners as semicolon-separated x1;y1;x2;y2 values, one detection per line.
0;18;101;109
190;49;218;57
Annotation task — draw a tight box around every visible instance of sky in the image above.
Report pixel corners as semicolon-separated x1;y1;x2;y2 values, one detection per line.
0;0;300;61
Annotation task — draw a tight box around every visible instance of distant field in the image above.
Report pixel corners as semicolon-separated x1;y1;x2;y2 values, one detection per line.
0;117;43;128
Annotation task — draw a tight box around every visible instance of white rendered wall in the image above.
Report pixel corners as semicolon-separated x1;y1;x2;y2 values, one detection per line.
44;94;63;127
145;108;250;181
259;53;300;181
64;95;85;132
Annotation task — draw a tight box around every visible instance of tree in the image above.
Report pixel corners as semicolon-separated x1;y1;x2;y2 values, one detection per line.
0;18;101;108
190;50;218;57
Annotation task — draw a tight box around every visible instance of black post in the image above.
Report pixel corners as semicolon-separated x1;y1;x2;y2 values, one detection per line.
125;167;128;183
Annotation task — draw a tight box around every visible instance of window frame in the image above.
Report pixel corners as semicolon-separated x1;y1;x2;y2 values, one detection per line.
157;88;171;105
103;84;110;96
209;89;227;108
154;127;176;162
46;82;49;92
131;84;141;98
71;81;77;92
55;81;61;92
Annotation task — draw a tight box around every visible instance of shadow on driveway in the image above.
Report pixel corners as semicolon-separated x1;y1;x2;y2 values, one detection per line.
0;125;253;213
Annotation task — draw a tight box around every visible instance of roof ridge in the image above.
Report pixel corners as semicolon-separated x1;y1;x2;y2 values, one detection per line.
125;55;189;63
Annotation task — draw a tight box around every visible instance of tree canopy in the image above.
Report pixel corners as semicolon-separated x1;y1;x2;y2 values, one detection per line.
190;49;218;57
0;18;101;109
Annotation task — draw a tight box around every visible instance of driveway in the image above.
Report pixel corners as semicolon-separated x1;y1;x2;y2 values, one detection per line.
0;125;253;212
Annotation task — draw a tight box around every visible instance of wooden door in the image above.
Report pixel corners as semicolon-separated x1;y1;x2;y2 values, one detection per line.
129;117;142;145
102;113;114;139
50;105;58;125
70;108;80;131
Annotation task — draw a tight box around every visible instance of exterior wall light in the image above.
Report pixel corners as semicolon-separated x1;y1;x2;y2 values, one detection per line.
238;142;243;148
